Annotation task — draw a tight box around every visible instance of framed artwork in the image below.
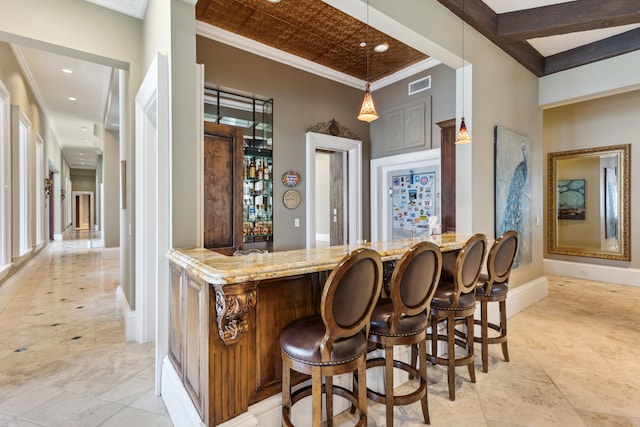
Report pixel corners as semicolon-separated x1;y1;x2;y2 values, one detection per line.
557;179;585;220
494;126;532;268
604;167;618;239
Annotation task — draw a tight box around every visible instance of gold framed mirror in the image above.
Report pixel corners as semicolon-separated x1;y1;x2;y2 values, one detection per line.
547;144;630;261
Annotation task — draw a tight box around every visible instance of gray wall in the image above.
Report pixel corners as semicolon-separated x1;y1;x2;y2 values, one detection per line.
71;169;96;193
197;37;372;250
370;63;456;159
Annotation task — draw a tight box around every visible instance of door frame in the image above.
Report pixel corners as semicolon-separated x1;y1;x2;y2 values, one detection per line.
305;132;362;248
134;53;170;392
370;148;440;242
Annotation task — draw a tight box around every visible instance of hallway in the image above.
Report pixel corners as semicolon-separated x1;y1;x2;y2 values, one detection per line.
0;231;171;426
1;232;639;426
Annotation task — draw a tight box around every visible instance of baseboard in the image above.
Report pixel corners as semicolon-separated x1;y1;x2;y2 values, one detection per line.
11;250;33;268
315;233;330;243
0;264;11;282
53;233;63;241
246;395;280;427
115;286;138;342
504;275;549;318
544;259;640;287
161;357;208;427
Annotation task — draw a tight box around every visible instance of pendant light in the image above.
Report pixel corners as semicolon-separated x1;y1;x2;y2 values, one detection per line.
357;0;378;123
455;0;471;144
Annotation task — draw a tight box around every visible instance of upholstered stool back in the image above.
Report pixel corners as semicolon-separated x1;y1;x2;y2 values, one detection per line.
475;230;519;372
428;233;487;401
366;241;442;426
280;247;382;427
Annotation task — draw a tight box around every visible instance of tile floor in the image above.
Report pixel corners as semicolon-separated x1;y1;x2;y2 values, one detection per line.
1;231;639;426
0;230;171;427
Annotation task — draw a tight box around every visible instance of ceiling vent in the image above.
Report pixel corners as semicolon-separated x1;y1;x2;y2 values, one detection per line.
408;75;431;96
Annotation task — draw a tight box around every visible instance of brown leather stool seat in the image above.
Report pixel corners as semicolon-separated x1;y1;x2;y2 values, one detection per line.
280;247;383;427
428;234;486;401
365;241;442;426
474;230;519;373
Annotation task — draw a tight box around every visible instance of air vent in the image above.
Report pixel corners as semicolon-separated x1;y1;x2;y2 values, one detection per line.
408;76;431;96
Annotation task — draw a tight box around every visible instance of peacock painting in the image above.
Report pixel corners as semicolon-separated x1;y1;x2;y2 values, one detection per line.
495;127;532;268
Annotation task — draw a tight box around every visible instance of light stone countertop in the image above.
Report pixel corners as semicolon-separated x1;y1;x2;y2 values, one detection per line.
168;234;475;286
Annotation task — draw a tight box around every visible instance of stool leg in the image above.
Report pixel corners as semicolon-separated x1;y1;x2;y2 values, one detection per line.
481;300;489;373
447;315;456;401
282;362;291;422
357;353;367;425
431;316;438;364
466;314;476;383
419;339;430;424
311;366;322;427
326;375;333;427
500;300;509;362
409;344;417;378
385;344;394;427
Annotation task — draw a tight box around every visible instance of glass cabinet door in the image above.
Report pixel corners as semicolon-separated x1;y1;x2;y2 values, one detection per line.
204;87;274;247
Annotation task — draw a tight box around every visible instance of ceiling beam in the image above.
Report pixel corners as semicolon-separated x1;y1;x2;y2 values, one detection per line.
437;0;640;77
436;0;544;76
545;27;640;74
498;0;640;40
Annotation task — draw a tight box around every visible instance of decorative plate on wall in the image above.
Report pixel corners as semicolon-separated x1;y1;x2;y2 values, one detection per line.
282;170;301;187
283;189;301;209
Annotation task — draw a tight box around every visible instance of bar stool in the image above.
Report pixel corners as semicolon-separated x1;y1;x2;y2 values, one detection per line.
366;241;442;426
428;234;486;401
474;230;519;373
280;247;383;427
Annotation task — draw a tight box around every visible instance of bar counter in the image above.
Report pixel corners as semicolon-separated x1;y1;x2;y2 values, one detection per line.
167;234;473;425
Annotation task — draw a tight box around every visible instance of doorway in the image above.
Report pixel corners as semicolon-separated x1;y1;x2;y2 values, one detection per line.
71;191;94;230
305;132;362;248
314;150;347;247
370;149;441;242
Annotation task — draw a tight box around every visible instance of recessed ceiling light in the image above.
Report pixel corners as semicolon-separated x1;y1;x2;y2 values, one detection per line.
267;0;281;3
68;97;77;102
360;42;367;48
62;68;73;74
82;139;88;143
374;43;389;53
80;126;87;131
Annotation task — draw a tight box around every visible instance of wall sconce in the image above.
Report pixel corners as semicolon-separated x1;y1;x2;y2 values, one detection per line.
45;178;53;196
61;189;66;201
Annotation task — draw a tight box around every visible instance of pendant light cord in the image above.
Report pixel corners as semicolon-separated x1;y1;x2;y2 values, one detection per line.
366;0;370;83
461;0;465;117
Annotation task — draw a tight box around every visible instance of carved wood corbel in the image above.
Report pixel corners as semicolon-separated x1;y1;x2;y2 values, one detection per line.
214;282;257;345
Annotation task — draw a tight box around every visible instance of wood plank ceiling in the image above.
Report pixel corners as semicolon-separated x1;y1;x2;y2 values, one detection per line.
196;0;640;79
